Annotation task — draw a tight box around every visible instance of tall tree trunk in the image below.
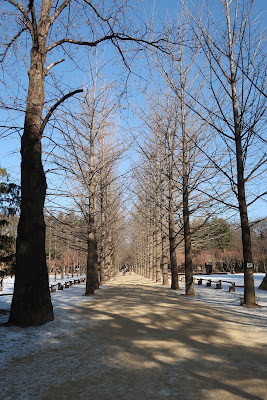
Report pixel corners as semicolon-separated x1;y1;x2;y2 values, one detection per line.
85;195;99;293
152;224;157;281
169;200;179;290
85;224;97;295
105;232;113;281
161;227;169;286
9;10;54;325
99;214;106;285
159;131;169;286
167;129;179;290
143;243;146;277
154;169;161;283
85;102;99;294
146;238;150;278
99;137;106;285
183;165;194;295
149;230;153;280
156;227;161;282
181;84;194;296
161;196;169;285
235;134;255;306
226;3;256;306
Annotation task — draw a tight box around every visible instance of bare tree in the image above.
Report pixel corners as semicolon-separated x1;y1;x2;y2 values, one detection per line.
97;132;127;283
131;100;182;290
184;0;267;306
0;0;166;325
52;76;125;293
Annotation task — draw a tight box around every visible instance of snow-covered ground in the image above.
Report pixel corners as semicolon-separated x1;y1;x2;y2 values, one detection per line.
0;273;88;313
175;273;267;322
0;273;266;371
0;274;91;369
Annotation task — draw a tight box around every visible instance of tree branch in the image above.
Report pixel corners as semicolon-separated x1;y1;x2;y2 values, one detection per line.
39;89;83;137
247;191;267;206
5;0;31;26
45;58;65;74
237;63;267;99
49;0;71;26
0;27;28;62
46;34;166;53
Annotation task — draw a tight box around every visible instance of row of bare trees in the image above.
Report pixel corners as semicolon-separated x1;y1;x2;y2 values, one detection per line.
45;64;129;294
0;0;265;325
130;0;266;306
0;0;165;326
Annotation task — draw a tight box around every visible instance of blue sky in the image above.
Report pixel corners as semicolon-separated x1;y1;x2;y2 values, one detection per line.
0;0;266;220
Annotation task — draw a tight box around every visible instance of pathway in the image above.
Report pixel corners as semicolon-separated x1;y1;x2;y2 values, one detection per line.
1;273;267;399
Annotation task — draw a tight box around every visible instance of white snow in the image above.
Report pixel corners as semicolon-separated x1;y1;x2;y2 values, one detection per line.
0;272;266;370
170;273;267;323
0;274;92;369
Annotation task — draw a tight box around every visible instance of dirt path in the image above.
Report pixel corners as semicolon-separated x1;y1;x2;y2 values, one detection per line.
2;274;267;399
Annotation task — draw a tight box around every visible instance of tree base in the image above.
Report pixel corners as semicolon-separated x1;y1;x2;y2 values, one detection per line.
171;285;180;290
242;303;262;309
84;290;94;296
259;274;267;291
8;286;54;327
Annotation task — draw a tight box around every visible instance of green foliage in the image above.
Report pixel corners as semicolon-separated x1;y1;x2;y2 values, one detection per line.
191;216;233;251
211;217;233;249
0;167;20;273
0;168;20;215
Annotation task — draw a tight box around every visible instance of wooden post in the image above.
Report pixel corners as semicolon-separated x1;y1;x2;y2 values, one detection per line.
229;282;236;292
216;280;222;289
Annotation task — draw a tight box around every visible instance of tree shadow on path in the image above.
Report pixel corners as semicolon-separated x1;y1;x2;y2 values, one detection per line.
2;275;267;400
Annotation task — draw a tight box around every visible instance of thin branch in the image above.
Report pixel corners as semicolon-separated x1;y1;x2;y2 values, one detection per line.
5;0;31;26
247;191;267;206
49;0;71;26
237;63;267;99
45;58;65;74
46;34;166;53
39;89;83;136
0;27;28;62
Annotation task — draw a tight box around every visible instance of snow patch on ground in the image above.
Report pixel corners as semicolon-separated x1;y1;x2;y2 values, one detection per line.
167;273;267;324
0;275;92;369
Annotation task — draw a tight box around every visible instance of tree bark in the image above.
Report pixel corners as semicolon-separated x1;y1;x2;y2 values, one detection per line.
9;4;54;325
167;127;179;290
183;171;194;295
149;230;153;280
161;195;169;286
161;229;169;286
155;228;161;282
181;84;194;296
226;2;256;306
169;203;179;290
85;99;99;294
85;225;97;295
159;130;169;286
152;224;157;281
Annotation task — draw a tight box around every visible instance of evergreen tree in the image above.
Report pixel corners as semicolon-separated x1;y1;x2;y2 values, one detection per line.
0;167;20;274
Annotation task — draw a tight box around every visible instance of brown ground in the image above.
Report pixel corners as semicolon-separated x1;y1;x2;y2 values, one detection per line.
2;274;267;399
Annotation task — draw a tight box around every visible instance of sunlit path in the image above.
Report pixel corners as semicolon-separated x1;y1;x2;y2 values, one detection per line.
1;273;267;400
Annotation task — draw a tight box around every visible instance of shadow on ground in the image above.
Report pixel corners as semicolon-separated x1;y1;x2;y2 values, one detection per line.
1;275;267;400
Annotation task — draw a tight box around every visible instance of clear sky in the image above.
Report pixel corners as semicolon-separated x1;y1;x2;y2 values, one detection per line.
0;0;266;220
